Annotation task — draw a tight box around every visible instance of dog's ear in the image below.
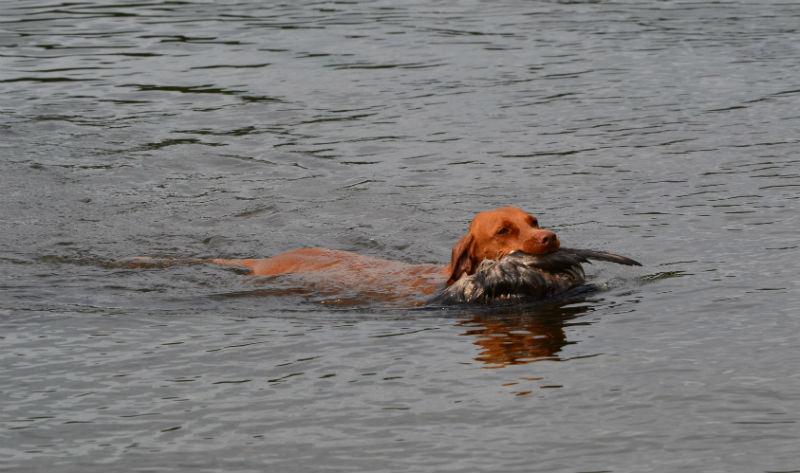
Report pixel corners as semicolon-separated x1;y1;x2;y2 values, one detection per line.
446;233;476;285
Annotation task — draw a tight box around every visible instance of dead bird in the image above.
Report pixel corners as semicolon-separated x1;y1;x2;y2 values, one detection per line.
430;248;641;305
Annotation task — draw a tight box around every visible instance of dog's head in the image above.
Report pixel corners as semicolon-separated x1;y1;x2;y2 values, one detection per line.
446;207;560;285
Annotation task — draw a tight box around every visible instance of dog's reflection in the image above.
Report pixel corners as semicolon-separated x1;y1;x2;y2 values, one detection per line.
456;301;592;368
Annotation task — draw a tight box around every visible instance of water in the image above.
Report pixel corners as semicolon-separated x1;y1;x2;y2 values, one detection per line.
2;1;799;471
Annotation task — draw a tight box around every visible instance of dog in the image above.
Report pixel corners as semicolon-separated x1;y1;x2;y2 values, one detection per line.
204;207;561;302
128;207;638;305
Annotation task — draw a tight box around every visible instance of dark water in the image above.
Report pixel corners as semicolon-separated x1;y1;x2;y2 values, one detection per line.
2;1;799;471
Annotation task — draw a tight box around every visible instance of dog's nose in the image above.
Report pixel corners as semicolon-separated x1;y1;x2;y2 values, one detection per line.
538;230;559;249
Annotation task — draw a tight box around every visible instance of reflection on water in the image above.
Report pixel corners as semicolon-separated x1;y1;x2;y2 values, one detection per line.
457;300;592;368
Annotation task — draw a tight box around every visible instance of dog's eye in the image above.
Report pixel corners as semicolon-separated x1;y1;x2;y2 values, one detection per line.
496;227;510;235
530;219;539;227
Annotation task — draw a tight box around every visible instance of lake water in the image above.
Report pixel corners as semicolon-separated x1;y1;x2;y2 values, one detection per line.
2;1;799;471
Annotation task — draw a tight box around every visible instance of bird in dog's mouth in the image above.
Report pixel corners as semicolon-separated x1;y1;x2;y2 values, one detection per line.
429;248;641;305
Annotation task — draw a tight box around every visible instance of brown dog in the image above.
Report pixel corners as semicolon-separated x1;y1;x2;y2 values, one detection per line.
206;207;560;302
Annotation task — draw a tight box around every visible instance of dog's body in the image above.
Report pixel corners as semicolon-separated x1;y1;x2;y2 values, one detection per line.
213;247;448;302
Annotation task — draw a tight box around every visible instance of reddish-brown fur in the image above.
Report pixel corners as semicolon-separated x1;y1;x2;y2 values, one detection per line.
210;207;559;300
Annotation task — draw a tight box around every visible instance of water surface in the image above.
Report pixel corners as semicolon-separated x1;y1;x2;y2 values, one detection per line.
2;1;799;472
